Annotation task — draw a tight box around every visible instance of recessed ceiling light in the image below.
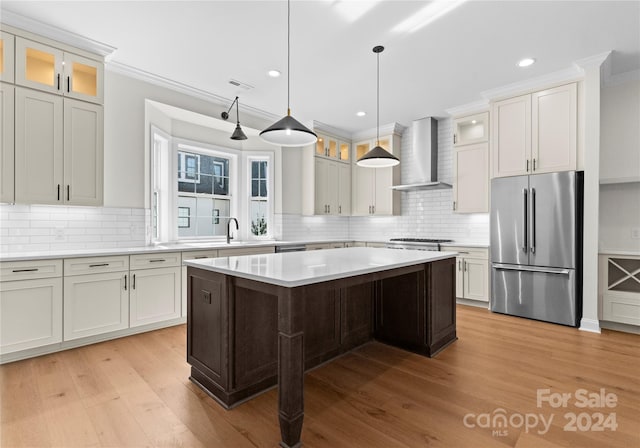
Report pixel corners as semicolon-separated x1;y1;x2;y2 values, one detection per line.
471;120;477;124
267;70;281;78
518;58;536;68
356;111;366;117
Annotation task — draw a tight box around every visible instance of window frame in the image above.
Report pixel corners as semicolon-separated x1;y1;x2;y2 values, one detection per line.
245;152;274;241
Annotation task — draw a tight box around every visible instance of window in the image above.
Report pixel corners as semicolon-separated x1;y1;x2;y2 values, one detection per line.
177;144;235;239
151;130;273;243
247;156;273;239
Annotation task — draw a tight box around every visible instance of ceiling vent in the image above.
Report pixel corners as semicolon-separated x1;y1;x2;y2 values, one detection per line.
228;79;254;90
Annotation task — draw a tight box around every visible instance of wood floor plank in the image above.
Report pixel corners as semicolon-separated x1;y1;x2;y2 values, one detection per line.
1;305;638;448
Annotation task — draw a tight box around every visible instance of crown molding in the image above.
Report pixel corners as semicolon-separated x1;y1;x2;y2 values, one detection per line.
445;99;489;117
573;51;612;71
351;122;406;142
481;66;584;102
107;61;279;123
1;10;116;58
306;120;351;141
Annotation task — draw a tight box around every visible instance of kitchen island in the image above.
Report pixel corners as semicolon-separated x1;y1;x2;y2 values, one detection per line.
184;247;457;448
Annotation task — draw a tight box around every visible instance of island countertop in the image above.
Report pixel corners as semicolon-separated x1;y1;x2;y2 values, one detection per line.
184;247;458;287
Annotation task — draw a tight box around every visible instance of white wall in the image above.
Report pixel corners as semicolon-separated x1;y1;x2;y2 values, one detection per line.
599;77;640;253
103;71;273;208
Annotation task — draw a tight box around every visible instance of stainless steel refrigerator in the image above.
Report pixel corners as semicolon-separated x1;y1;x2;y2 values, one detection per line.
490;171;583;326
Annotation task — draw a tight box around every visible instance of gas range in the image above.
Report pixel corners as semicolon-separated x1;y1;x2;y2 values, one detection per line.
387;238;454;251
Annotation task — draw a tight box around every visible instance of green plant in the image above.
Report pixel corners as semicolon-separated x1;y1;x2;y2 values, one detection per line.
251;216;267;236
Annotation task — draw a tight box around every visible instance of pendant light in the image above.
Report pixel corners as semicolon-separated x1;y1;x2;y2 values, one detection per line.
260;0;317;147
357;46;400;168
221;96;248;141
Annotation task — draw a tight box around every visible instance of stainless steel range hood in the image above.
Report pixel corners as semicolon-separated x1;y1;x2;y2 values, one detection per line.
391;117;452;191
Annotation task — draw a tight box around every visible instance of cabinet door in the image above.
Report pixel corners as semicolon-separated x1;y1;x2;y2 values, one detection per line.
372;137;395;215
0;277;63;354
314;157;328;214
492;94;531;178
338;162;351;215
352;141;373;215
453;143;489;213
532;83;577;174
15;87;63;204
63;271;129;341
130;267;181;327
338;141;350;162
326;160;339;215
315;134;327;157
0;31;15;83
463;258;489;302
0;84;14;203
15;37;63;95
63;98;103;205
453;112;488;146
63;52;104;104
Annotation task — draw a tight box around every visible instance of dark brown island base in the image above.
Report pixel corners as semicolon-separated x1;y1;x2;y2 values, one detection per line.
184;247;457;448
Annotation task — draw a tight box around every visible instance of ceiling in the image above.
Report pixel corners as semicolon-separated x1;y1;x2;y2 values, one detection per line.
2;1;639;134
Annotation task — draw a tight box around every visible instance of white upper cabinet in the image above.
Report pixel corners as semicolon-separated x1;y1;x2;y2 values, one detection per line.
15;88;103;206
0;31;15;83
453;112;488;147
352;135;401;216
492;94;531;178
15;87;64;205
453;142;489;213
316;134;350;162
531;83;577;174
0;84;14;203
491;83;577;179
15;37;103;104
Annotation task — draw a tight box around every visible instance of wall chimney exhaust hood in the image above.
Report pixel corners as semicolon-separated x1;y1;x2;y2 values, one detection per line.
391;117;452;191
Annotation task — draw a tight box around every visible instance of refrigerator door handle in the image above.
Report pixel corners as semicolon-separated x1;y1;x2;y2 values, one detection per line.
492;263;571;275
523;189;528;253
531;188;536;254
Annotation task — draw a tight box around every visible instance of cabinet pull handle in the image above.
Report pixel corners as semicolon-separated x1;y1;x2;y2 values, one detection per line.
453;134;457;144
124;274;127;291
453;201;456;211
89;263;109;268
132;274;136;289
149;259;165;263
526;159;530;172
194;256;208;259
339;205;341;214
67;185;70;201
464;260;467;272
57;184;61;201
328;205;330;214
12;268;38;273
67;76;71;93
458;260;461;271
57;73;61;90
533;158;536;171
372;205;375;214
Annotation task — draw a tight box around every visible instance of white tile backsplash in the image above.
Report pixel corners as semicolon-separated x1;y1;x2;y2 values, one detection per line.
0;205;148;253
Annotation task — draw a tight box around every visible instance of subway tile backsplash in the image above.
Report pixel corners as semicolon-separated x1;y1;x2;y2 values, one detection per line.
0;205;148;253
0;118;489;253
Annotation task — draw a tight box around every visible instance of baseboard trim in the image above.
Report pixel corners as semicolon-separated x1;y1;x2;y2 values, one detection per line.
579;318;601;333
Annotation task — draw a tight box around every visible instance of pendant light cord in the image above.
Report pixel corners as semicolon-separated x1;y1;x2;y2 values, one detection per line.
376;50;380;146
235;96;240;125
287;0;291;116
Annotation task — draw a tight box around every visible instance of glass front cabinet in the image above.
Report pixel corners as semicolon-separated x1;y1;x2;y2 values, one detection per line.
15;37;103;104
316;133;350;162
0;31;15;83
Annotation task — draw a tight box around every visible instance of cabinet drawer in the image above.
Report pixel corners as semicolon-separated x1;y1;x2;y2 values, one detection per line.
1;259;62;281
130;252;181;269
64;255;129;276
182;250;218;263
441;246;488;259
218;247;275;257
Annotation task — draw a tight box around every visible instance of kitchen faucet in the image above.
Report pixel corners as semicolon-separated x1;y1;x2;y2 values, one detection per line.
227;217;239;244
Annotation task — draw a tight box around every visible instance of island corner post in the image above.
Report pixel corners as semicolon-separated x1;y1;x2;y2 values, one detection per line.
186;253;457;448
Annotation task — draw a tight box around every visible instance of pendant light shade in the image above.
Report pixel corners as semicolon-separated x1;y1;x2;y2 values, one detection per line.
357;45;400;168
260;0;317;147
221;96;248;141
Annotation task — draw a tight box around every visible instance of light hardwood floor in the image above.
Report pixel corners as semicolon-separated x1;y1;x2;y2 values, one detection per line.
1;305;638;447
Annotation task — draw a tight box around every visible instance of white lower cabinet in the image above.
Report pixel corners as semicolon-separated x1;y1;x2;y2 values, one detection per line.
442;246;489;303
0;260;63;355
63;256;129;341
129;266;181;328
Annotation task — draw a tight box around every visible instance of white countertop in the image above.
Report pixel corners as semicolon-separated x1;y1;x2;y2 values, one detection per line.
599;250;640;257
184;247;457;288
